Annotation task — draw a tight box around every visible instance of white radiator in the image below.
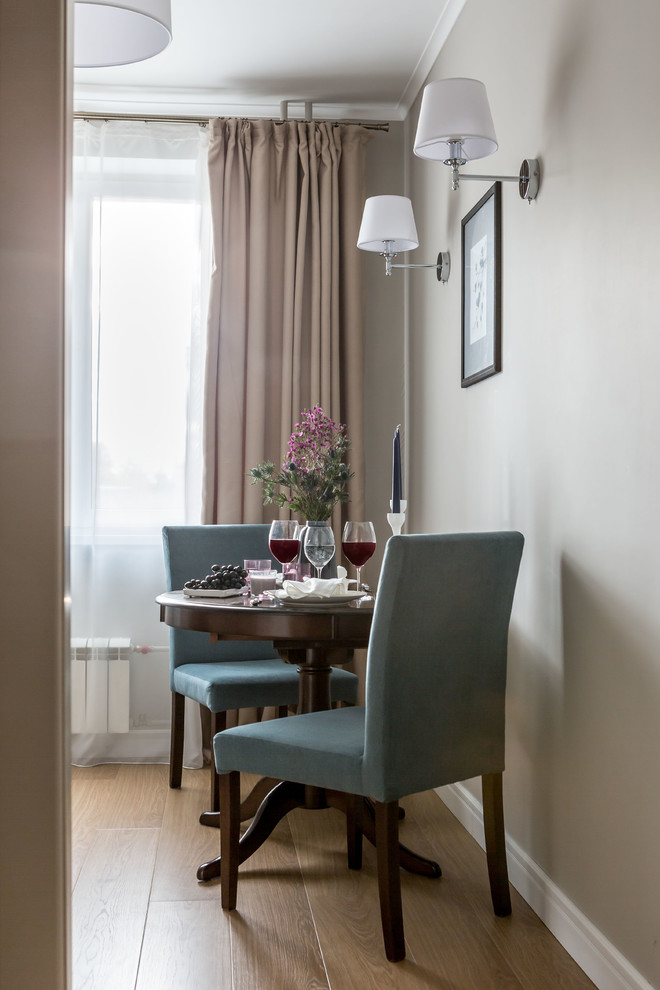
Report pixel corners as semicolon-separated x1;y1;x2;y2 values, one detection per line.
70;637;131;734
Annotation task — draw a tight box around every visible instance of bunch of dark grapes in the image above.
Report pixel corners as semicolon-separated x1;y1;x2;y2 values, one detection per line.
184;564;248;592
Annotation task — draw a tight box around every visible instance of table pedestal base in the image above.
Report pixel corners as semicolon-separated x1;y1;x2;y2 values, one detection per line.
196;780;442;883
199;775;281;828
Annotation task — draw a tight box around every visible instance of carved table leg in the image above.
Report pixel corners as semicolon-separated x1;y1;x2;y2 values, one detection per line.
197;781;306;881
326;791;441;878
199;775;283;828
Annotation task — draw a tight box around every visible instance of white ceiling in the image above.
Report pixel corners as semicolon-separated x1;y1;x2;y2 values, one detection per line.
73;0;466;121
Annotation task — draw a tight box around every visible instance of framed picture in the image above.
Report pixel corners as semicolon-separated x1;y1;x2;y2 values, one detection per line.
461;182;501;387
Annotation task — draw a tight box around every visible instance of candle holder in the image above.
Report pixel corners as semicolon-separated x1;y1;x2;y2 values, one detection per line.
387;500;407;537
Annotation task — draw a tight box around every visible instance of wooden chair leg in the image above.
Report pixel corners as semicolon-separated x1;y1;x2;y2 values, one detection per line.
210;711;227;812
169;692;185;789
219;770;240;910
374;800;405;962
346;793;363;870
482;772;512;916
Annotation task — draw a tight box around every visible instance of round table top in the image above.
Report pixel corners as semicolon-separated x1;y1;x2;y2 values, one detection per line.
156;589;374;648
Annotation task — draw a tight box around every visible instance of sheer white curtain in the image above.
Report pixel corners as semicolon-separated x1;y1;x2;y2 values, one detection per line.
70;119;211;766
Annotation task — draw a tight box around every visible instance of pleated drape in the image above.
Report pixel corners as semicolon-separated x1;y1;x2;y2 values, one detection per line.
202;119;371;526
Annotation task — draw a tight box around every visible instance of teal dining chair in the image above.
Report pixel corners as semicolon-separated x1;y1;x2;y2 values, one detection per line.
213;531;524;961
162;524;359;810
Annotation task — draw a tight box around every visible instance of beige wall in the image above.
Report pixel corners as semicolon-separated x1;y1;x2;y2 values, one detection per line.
363;122;407;570
406;1;660;986
0;1;70;987
347;123;406;701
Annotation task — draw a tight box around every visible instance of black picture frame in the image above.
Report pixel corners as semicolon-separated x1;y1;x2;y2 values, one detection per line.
461;182;501;387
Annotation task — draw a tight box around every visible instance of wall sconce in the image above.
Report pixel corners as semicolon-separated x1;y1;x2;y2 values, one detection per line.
357;195;450;281
74;0;172;67
413;77;540;202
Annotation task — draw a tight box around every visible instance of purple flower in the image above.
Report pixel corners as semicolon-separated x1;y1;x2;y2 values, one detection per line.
249;406;353;521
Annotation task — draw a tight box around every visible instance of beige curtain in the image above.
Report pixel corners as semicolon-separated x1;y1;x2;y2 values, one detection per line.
202;118;372;525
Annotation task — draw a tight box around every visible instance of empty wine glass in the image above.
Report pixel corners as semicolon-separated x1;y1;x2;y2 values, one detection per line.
342;521;376;592
304;523;336;580
268;519;301;567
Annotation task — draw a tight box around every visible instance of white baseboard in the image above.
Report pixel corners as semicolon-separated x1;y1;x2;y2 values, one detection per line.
435;783;655;990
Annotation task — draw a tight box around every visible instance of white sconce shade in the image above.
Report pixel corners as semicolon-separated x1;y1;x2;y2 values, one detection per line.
357;196;419;253
413;77;498;162
74;0;172;67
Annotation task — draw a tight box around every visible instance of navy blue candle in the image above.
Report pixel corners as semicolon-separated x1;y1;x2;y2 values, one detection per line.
392;426;402;513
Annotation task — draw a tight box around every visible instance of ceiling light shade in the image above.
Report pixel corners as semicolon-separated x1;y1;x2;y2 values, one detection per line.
413;77;498;162
357;196;419;253
74;0;172;68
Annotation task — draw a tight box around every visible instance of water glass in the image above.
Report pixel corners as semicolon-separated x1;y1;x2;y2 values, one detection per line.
244;558;271;591
248;569;278;597
283;562;313;582
304;523;336;580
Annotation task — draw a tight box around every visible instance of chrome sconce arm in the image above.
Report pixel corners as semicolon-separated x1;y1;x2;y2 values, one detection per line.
445;156;540;202
381;243;450;281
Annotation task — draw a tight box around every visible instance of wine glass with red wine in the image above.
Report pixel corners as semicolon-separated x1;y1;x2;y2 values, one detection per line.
268;520;301;568
342;521;376;592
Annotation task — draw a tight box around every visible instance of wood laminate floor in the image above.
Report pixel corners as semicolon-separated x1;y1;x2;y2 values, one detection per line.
71;764;597;990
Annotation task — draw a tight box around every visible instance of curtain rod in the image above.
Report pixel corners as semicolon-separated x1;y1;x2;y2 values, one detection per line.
73;111;389;131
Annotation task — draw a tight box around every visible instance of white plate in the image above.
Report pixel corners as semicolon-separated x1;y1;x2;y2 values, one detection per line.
265;590;366;608
183;587;247;599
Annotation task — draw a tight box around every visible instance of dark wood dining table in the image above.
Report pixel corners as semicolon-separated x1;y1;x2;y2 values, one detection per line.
156;590;441;883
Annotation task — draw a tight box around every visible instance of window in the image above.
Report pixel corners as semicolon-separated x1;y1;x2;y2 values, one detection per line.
71;119;210;543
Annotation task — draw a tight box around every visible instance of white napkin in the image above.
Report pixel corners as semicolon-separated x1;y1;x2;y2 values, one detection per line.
282;565;352;599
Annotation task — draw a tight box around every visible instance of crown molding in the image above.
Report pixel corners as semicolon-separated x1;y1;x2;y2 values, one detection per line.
397;0;467;115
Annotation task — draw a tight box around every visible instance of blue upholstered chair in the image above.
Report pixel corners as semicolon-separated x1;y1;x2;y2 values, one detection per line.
214;531;524;961
162;525;359;809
